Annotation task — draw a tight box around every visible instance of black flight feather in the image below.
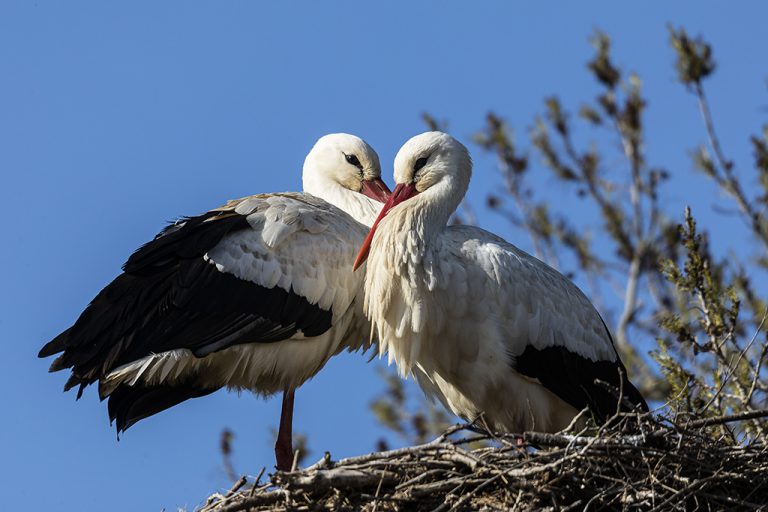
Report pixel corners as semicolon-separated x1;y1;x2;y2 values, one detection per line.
40;207;334;416
512;323;648;422
107;383;216;433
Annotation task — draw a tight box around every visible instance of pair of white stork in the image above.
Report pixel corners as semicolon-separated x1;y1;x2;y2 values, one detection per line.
40;132;647;471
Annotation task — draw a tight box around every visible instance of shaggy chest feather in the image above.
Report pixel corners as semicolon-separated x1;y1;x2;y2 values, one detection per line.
363;214;446;375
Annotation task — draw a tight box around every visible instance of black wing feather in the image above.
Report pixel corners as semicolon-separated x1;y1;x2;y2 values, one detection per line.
41;207;333;394
513;323;648;422
123;211;246;273
514;345;647;422
107;383;216;433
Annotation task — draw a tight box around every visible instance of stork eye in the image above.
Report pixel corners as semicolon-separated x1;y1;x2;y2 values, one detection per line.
414;157;429;172
344;153;363;170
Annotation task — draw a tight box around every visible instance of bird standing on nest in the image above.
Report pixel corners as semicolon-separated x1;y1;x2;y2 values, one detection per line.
40;133;391;471
355;131;647;433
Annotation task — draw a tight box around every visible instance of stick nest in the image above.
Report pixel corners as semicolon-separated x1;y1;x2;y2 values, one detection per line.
200;411;768;511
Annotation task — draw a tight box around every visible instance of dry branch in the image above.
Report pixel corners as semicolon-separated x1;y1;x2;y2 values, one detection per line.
199;412;768;511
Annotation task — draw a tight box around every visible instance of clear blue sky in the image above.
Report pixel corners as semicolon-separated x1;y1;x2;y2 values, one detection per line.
2;2;766;510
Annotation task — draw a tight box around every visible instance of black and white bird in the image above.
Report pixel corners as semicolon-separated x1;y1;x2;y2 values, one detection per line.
354;132;647;433
39;133;390;470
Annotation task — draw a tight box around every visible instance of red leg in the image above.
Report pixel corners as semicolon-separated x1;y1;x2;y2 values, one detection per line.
274;389;295;471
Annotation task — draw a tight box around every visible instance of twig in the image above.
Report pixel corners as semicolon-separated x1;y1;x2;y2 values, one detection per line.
683;409;768;429
694;82;768;245
225;476;247;498
249;467;265;497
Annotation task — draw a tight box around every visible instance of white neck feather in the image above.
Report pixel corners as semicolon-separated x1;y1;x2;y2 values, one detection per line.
380;178;464;265
303;176;382;227
363;181;463;373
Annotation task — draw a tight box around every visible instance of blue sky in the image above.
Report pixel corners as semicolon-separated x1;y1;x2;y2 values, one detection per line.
2;2;767;510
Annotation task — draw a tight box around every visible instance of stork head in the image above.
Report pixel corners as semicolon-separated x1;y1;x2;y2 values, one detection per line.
353;132;472;269
303;133;391;202
392;131;472;201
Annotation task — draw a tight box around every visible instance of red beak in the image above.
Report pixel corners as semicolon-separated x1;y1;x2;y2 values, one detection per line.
360;178;392;203
353;183;419;271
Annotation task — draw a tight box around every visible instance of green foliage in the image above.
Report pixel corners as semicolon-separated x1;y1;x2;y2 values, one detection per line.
654;206;766;440
669;26;716;86
753;126;768;204
587;31;620;89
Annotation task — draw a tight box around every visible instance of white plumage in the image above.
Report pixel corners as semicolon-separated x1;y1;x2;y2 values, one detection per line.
40;133;390;470
102;193;371;395
356;132;646;434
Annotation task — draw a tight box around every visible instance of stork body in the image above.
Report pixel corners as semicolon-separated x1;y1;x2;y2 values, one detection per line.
39;134;389;470
357;132;646;433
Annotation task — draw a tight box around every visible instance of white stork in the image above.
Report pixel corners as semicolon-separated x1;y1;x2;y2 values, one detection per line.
39;133;390;471
354;131;647;433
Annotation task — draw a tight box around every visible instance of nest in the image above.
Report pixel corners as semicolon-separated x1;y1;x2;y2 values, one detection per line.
200;410;768;511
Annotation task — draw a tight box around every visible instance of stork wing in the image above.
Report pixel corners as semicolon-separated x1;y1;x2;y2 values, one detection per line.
441;225;647;419
39;193;368;397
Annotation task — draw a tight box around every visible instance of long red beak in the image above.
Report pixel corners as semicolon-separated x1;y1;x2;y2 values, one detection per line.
360;178;392;203
353;183;419;271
